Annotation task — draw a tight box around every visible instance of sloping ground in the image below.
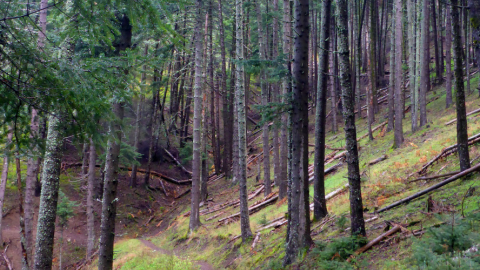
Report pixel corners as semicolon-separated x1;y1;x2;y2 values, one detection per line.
137;75;480;269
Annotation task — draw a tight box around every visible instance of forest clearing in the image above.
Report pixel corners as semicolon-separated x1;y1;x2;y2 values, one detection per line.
1;0;480;269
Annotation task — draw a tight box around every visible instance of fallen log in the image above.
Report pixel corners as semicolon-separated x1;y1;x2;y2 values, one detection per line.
368;155;388;166
416;132;480;175
218;195;279;223
251;233;261;250
352;225;401;256
309;184;349;210
445;108;480;126
378;162;480;213
205;211;226;221
1;245;12;270
357;121;388;141
308;163;343;183
164;148;192;176
256;219;288;233
408;170;460;183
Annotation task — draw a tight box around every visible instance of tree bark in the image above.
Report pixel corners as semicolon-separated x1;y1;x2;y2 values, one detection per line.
314;0;331;221
86;139;96;258
190;0;205;232
452;0;471;171
408;0;418;129
33;113;63;270
272;0;281;188
368;0;377;141
336;0;366;237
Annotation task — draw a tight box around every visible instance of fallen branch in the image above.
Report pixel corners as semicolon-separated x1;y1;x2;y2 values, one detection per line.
256;218;288;233
378;162;480;213
205;211;226;221
309;184;349;210
368;155;388;166
416;132;480;175
408;171;460;183
1;245;12;270
357;121;388;141
352;225;401;256
445;108;480;126
218;195;279;223
164;149;192;176
251;233;261;250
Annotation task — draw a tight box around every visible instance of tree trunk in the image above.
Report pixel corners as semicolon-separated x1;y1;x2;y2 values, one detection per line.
388;2;396;133
0;132;12;244
445;4;453;108
255;0;272;197
336;0;366;237
431;0;441;83
314;0;331;221
419;0;429;127
284;0;310;265
331;23;338;132
97;101;124;270
468;0;480;96
16;158;29;270
190;0;205;232
408;0;418;129
131;45;148;188
452;0;471;171
235;0;253;242
368;0;377;137
279;0;291;200
464;2;471;94
33;114;63;270
394;0;404;147
97;14;131;270
272;0;281;188
86;139;96;258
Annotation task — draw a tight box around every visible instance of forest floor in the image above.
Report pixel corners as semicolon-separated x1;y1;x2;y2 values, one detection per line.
1;74;480;270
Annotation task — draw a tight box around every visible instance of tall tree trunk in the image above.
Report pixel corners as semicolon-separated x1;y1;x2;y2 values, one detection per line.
279;0;291;200
97;14;131;270
235;0;253;242
16;158;29;270
368;0;377;130
97;101;124;270
33;114;63;270
331;23;338;132
131;45;148;188
419;0;429;127
86;139;96;258
408;0;418;130
468;0;480;96
284;0;310;265
445;4;453;108
431;0;441;83
336;0;366;237
388;4;396;133
26;0;50;262
190;0;205;232
394;0;404;147
272;0;281;188
464;3;471;94
256;0;272;196
314;0;331;221
219;0;231;179
0;132;12;244
452;0;471;171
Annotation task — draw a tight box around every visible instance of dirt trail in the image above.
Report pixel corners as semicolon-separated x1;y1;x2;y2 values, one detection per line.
140;239;214;270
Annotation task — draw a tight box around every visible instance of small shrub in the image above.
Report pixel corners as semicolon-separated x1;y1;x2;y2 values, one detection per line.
259;214;268;226
337;215;348;232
